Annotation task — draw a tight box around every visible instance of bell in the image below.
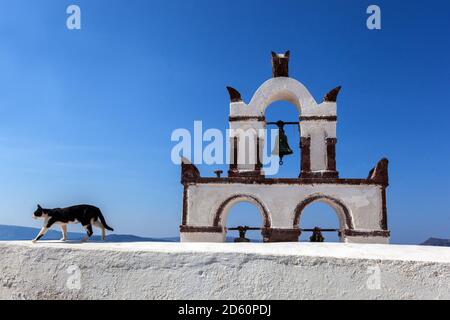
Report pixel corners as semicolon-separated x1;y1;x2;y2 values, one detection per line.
309;227;325;243
272;121;293;165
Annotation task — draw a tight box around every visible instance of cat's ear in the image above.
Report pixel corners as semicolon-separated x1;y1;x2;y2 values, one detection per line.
271;51;277;58
284;50;290;58
37;204;42;210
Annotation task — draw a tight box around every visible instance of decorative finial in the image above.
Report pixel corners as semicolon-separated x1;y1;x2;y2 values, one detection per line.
323;86;342;102
368;158;389;185
271;51;290;78
181;157;201;181
214;170;223;178
226;86;242;103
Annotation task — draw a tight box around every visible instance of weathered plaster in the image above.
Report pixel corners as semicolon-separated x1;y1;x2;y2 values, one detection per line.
1;242;449;300
183;182;386;242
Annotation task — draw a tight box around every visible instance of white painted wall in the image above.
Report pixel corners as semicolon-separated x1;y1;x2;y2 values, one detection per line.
184;182;386;243
1;242;448;300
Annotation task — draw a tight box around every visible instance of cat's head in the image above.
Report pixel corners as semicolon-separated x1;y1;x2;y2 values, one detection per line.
33;204;47;219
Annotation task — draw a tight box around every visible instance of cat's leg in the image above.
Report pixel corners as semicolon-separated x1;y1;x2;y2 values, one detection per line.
93;220;105;240
60;224;67;241
32;227;48;243
81;224;93;242
32;218;56;243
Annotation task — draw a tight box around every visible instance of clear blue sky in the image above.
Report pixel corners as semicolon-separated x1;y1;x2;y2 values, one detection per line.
0;0;449;244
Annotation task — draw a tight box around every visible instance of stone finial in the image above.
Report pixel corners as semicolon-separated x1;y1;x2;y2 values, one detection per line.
271;51;290;78
323;86;342;102
368;158;389;185
181;157;200;181
214;170;223;178
226;86;242;103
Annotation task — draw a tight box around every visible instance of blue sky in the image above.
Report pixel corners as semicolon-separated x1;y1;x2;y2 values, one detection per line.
0;0;449;243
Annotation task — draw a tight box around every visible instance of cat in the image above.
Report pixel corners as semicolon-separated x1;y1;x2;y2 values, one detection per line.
32;204;114;243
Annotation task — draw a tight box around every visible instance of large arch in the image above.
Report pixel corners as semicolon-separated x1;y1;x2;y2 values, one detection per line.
248;77;318;116
293;194;354;230
213;194;271;229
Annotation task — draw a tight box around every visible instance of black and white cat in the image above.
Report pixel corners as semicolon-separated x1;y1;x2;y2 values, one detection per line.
32;204;114;243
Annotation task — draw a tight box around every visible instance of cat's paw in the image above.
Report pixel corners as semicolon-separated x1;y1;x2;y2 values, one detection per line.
31;239;37;243
60;238;67;242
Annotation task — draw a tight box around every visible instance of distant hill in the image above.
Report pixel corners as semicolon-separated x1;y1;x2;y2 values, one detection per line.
421;238;450;247
0;224;275;243
0;225;264;243
5;225;447;246
0;225;175;242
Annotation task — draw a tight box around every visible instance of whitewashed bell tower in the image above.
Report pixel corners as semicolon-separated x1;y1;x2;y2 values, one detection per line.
180;51;390;244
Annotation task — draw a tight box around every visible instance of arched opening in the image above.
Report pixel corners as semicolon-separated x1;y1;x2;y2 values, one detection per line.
225;202;264;242
214;195;270;242
298;202;341;242
294;195;354;243
264;101;300;178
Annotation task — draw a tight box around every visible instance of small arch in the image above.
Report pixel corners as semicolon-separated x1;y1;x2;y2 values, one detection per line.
293;194;354;230
264;100;301;176
298;202;341;242
214;194;271;228
248;77;317;116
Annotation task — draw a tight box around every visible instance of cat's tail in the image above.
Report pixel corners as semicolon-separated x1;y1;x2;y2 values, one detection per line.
97;209;114;231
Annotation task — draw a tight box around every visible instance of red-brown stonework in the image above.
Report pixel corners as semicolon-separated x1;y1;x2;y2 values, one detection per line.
326;137;337;172
264;228;301;242
368;158;389;186
226;86;242;103
323;86;342;102
300;137;311;176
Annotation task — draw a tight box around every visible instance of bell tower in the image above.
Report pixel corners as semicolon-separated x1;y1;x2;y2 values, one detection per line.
179;51;390;244
298;86;341;179
227;51;340;179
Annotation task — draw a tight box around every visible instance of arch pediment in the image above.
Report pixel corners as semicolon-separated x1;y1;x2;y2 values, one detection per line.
229;77;336;119
248;77;318;116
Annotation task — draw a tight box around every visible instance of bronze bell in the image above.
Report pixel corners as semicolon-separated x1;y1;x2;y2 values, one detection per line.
309;227;325;243
272;121;293;165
